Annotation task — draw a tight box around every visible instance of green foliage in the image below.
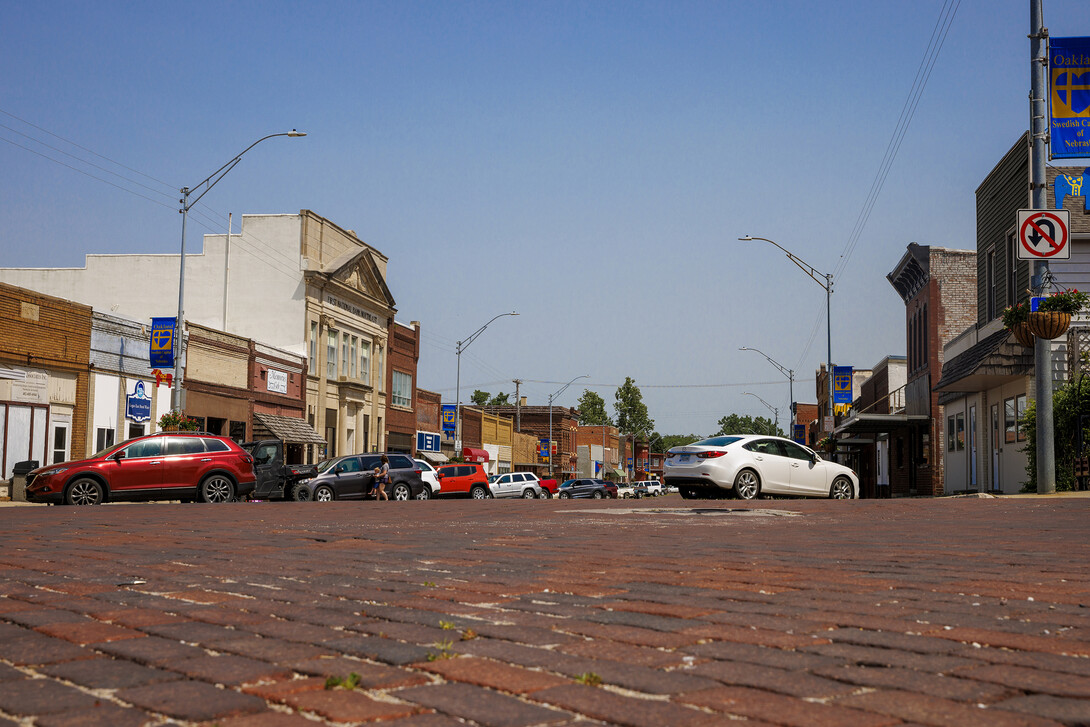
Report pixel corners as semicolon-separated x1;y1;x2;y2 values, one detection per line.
471;390;510;406
489;392;510;405
575;672;602;686
716;413;783;437
1002;301;1029;329
325;672;362;690
158;410;199;431
1019;369;1090;492
614;377;654;435
1037;288;1089;314
470;390;489;406
656;433;701;451
577;389;612;425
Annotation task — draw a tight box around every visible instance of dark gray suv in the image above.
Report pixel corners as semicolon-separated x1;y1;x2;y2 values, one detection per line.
293;453;425;501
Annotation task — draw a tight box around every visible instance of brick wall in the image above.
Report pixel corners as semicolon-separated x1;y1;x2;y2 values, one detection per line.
385;321;419;452
0;282;92;461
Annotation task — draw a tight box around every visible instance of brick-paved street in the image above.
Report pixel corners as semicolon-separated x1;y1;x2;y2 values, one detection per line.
0;496;1089;726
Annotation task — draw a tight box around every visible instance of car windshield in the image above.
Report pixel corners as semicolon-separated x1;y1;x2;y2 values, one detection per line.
690;435;744;448
488;475;498;483
91;437;141;459
314;458;340;474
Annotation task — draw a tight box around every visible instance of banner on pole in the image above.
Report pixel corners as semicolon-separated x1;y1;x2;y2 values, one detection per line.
149;317;176;369
1049;36;1090;159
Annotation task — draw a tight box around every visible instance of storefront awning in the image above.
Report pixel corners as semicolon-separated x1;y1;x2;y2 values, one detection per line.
933;328;1033;393
252;413;326;445
463;447;490;463
419;450;448;464
833;412;931;437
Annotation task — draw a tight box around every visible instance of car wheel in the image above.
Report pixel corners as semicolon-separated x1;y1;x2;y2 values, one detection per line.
733;469;761;500
65;478;104;506
592;490;603;499
200;475;235;503
470;485;489;500
521;488;536;499
292;483;312;501
416;486;432;500
314;484;335;502
392;483;411;501
830;477;854;499
540;491;552;499
559;492;571;499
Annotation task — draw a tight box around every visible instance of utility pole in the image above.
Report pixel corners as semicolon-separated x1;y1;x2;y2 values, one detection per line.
512;379;522;431
1030;0;1055;494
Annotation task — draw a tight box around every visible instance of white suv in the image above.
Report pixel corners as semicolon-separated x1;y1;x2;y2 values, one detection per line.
488;472;547;499
413;459;442;499
636;480;665;496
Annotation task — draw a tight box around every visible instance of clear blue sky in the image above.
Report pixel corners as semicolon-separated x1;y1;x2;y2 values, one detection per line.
2;1;1086;437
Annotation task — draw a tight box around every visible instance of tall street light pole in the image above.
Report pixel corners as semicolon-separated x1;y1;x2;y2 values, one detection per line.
172;130;307;411
548;374;589;479
742;391;779;432
455;312;518;453
739;236;834;432
739;346;794;432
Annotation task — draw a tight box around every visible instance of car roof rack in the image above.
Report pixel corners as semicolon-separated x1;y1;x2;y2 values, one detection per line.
147;431;218;437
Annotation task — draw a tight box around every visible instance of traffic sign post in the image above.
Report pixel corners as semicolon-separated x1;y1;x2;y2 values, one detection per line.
1017;209;1071;260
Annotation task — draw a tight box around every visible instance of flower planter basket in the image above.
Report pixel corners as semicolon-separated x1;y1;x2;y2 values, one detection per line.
1010;322;1036;348
1026;311;1071;340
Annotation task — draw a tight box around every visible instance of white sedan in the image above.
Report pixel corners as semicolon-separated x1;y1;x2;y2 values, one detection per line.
664;434;858;500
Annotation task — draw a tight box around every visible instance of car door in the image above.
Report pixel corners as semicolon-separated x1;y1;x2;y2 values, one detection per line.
782;441;827;495
107;437;165;496
160;436;209;495
743;439;793;495
492;473;516;497
332;456;367;499
248;440;282;499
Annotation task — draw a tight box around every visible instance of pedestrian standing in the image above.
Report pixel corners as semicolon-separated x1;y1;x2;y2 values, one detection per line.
374;454;390;501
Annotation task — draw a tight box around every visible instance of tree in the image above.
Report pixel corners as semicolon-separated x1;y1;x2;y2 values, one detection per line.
488;392;510;406
656;433;702;451
716;413;782;437
614;377;654;435
577;389;612;425
470;390;489;406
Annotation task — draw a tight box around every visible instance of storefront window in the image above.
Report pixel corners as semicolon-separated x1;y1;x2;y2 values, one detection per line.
955;413;965;451
947;416;955;451
1005;397;1017;444
309;321;317;376
1016;394;1027;442
327;330;338;380
392;371;412;408
349;336;358;378
360;340;371;386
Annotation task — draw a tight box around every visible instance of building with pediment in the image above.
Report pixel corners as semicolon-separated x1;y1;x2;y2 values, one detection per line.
0;210;397;461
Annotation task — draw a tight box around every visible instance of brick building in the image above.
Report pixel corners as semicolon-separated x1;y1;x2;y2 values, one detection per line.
0;283;92;478
414;388;444;464
574;424;620;478
384;321;420;454
481;405;579;479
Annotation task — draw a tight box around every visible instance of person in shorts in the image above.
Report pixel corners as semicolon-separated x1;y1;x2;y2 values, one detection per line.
373;454;390;501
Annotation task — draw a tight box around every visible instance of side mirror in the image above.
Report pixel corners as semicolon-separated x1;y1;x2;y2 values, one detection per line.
113;451;126;461
334;465;344;474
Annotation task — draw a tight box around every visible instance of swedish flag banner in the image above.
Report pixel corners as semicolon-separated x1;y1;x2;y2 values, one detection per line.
149;317;176;369
833;366;854;405
1050;37;1090;160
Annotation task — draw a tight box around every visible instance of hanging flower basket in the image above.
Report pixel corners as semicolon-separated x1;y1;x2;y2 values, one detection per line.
1010;321;1036;348
1026;311;1071;340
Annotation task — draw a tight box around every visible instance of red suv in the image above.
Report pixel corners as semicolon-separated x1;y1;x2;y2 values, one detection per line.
435;463;491;499
24;432;256;506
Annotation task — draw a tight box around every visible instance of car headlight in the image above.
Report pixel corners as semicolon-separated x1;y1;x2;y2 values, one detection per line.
37;467;68;477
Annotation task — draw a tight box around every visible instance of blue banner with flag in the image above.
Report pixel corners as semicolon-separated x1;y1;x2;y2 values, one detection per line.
833;366;853;405
1050;37;1090;159
441;405;456;432
149;317;175;369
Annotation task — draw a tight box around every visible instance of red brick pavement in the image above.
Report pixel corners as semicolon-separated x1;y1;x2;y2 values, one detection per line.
0;497;1088;725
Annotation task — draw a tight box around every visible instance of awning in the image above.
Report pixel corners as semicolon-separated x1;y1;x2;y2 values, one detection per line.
252;413;326;445
833;413;931;437
462;447;490;463
933;328;1033;393
613;468;626;478
419;450;448;464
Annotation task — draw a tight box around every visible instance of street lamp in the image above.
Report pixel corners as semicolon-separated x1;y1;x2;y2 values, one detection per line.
739;346;794;432
548;374;589;479
455;312;518;452
742;391;779;432
172;130;307;411
739;235;833;430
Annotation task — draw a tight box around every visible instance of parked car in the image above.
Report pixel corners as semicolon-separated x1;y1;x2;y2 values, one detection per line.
664;434;859;500
244;439;318;501
436;463;491;499
634;480;665;496
537;477;558;498
488;471;547;498
294;453;425;501
592;479;619;498
24;432;256;505
556;478;614;499
617;482;648;499
414;459;442;499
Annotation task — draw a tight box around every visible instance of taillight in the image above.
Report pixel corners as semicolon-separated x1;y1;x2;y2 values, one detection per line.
697;451;726;459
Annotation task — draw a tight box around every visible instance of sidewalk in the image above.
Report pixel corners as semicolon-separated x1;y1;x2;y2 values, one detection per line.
0;497;1088;725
